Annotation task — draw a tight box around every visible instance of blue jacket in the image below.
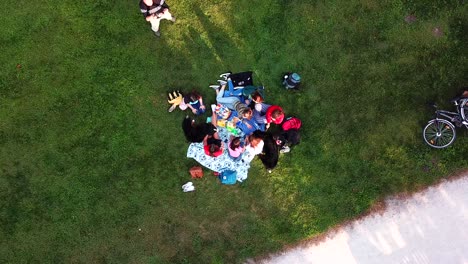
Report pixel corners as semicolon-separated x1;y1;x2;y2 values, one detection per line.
236;118;265;136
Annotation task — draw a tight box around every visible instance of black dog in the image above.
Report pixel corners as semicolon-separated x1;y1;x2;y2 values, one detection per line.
258;129;301;172
258;132;279;172
182;116;217;143
276;129;300;148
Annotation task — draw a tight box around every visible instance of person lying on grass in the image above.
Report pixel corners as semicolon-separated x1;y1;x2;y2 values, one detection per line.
211;79;254;111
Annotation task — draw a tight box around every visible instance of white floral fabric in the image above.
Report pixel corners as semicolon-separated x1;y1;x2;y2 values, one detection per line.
186;128;255;182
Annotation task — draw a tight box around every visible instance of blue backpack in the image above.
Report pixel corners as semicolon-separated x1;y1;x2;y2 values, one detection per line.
283;72;301;90
219;170;237;185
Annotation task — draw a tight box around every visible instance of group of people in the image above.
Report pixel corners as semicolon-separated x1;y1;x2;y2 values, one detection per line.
200;76;288;161
140;2;297;178
181;71;298;179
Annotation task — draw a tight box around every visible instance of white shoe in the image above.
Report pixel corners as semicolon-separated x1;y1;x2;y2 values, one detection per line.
217;80;227;86
280;146;290;153
211;104;217;112
209;85;220;90
182;182;193;190
219;72;231;80
183;185;195;192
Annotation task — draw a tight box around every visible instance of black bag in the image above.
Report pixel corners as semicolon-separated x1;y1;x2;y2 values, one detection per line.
229;71;254;87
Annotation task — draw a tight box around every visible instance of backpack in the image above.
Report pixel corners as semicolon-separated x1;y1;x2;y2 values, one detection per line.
219;170;237;185
282;73;301;90
282;117;302;131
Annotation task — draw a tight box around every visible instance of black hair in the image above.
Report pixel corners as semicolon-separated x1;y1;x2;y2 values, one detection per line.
209;144;220;156
229;137;242;150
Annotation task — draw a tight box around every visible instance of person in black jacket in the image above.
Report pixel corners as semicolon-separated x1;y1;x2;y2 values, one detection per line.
139;0;176;37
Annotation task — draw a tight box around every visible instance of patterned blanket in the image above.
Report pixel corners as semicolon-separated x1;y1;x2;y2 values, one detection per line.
186;128;255;182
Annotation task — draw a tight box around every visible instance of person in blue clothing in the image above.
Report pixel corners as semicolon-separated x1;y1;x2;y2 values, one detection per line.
180;91;206;115
211;79;248;111
249;91;270;126
232;108;265;136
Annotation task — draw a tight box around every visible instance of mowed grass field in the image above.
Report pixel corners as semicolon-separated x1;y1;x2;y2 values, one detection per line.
1;0;468;263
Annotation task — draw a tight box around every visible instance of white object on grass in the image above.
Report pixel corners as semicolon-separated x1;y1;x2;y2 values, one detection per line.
182;182;193;190
183;185;195;192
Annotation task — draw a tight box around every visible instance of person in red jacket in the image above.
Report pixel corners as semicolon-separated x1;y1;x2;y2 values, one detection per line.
203;105;224;157
265;105;285;129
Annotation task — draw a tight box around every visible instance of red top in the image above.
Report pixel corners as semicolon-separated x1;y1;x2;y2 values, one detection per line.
266;105;285;124
204;145;223;157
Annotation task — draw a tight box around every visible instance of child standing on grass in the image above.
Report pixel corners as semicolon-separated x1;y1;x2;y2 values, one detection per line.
139;0;176;37
180;91;206;115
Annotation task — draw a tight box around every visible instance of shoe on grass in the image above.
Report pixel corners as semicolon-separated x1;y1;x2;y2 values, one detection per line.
183;185;195;192
217;80;227;86
154;31;161;37
171;16;176;22
280;146;290;153
209;85;220;90
182;182;193;190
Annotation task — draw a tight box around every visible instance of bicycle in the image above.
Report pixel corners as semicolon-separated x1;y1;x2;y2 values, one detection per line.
423;97;468;148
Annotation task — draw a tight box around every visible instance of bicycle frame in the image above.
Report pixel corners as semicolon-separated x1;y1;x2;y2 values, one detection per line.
433;100;468;129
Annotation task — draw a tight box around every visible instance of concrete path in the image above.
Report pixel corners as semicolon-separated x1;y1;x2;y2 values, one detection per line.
261;173;468;264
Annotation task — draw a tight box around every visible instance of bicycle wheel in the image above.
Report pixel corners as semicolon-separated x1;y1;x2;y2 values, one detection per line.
423;119;456;148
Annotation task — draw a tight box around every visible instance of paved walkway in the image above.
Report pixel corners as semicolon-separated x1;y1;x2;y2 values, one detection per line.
261;173;468;264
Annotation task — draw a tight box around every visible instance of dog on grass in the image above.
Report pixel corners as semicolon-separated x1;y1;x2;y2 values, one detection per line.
258;132;280;172
258;129;301;172
276;129;301;148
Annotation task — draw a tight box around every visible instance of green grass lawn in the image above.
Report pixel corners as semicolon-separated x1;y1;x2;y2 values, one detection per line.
1;0;468;263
